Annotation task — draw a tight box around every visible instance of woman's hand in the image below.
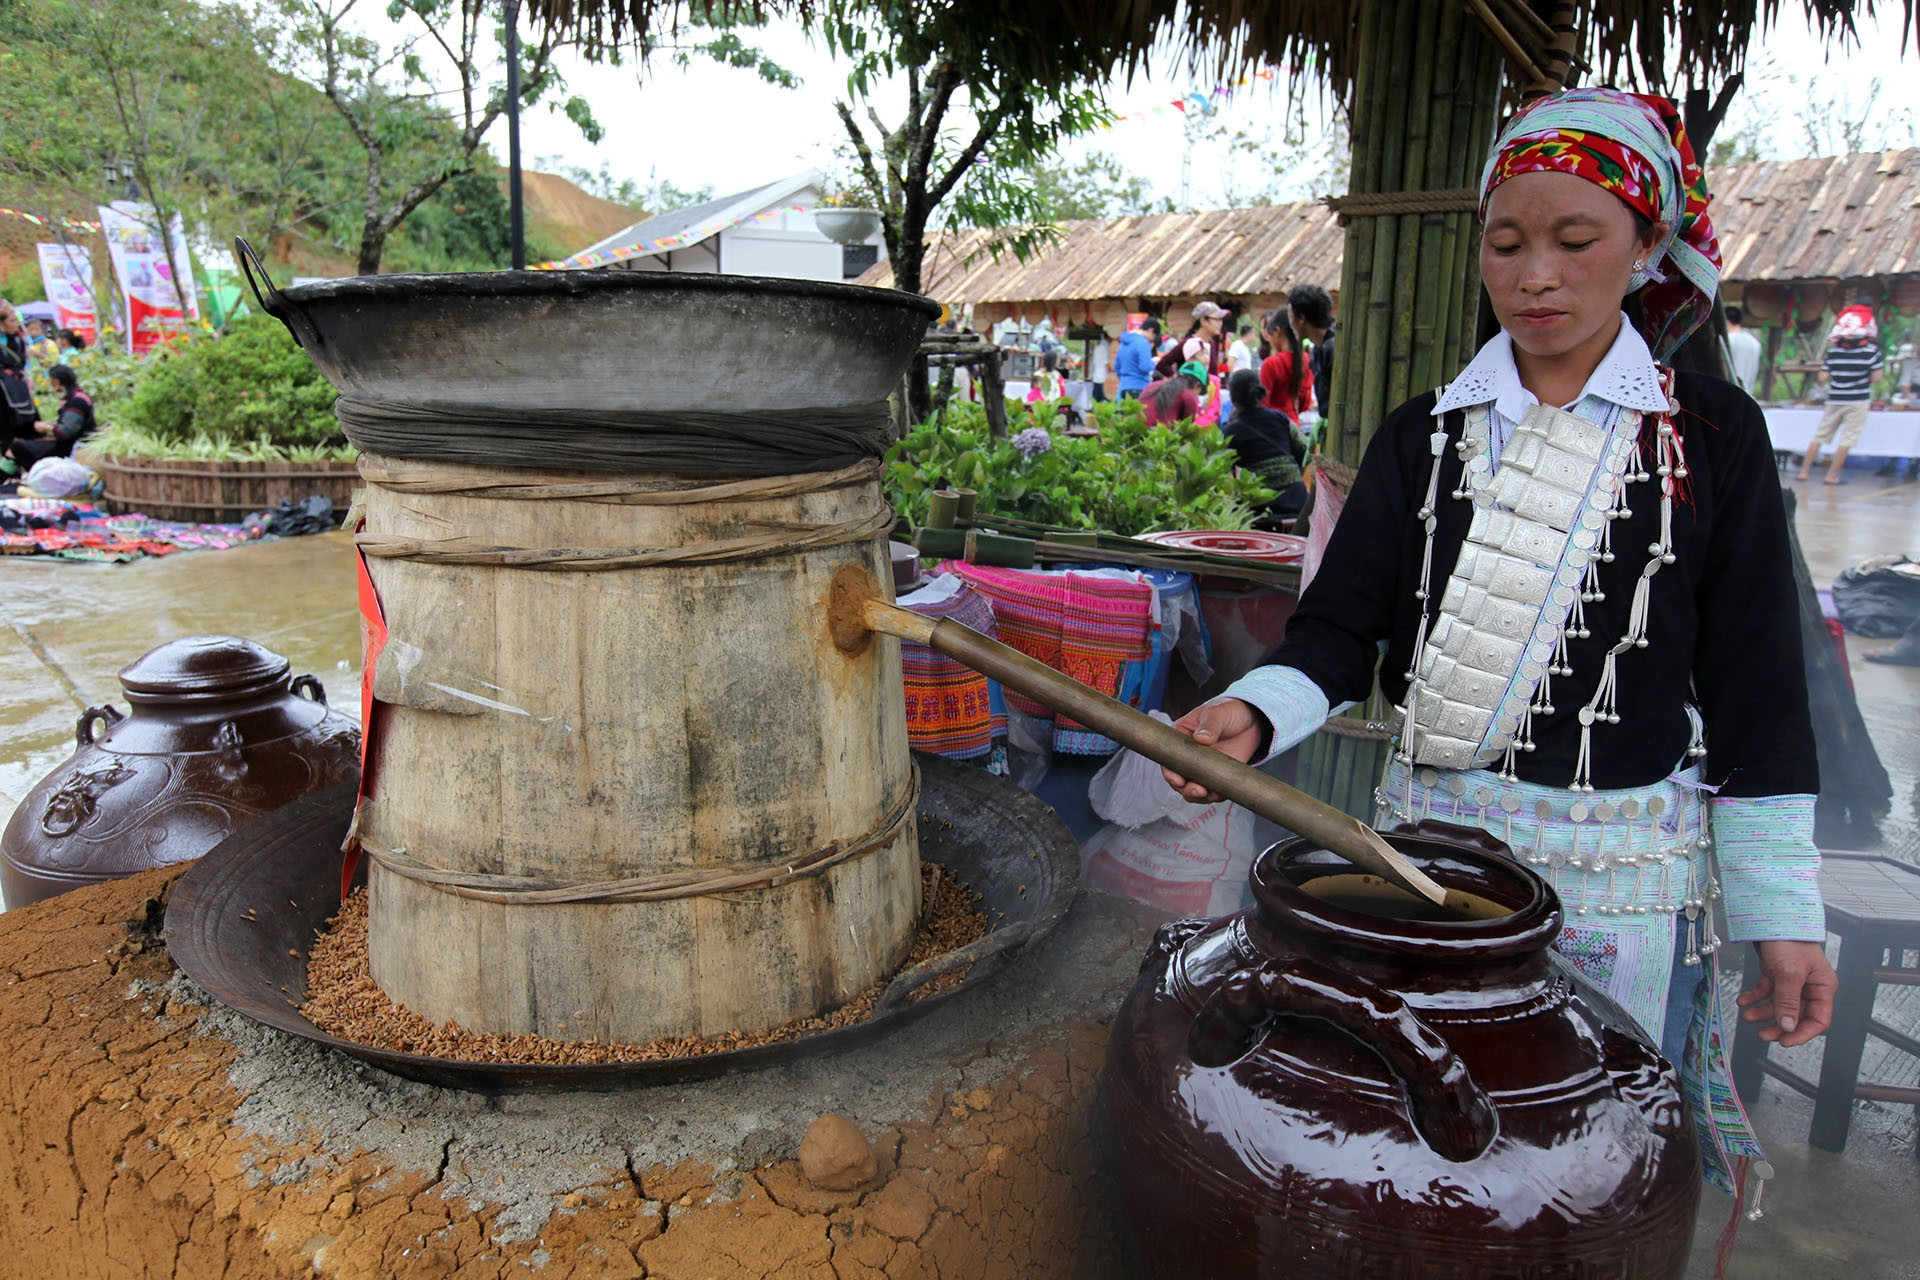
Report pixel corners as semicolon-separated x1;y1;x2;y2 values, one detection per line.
1737;940;1838;1047
1161;698;1263;803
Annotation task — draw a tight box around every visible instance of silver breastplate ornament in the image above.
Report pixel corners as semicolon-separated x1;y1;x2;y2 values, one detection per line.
1395;369;1703;791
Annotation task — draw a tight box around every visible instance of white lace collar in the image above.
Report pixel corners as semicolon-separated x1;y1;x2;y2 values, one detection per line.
1433;315;1668;419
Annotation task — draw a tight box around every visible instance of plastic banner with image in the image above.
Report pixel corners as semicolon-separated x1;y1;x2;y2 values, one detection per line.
97;202;200;354
34;243;99;347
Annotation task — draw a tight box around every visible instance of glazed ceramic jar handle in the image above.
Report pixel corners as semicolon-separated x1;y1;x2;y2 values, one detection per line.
290;675;328;705
76;705;125;749
1188;957;1499;1163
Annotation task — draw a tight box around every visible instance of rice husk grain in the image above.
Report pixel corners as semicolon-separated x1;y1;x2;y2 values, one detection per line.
300;862;988;1064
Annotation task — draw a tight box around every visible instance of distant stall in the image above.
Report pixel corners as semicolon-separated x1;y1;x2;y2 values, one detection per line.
1713;148;1920;400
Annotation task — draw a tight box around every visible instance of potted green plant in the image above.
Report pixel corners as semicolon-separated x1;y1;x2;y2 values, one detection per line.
74;314;360;522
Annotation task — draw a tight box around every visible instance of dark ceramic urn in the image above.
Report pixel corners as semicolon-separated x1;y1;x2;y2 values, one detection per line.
0;636;360;909
1104;821;1701;1279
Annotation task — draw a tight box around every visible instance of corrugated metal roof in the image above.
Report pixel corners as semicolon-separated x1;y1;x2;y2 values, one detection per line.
865;150;1920;305
566;169;822;265
1711;150;1920;285
856;201;1346;304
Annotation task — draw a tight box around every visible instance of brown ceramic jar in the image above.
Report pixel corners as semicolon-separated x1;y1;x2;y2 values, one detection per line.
1104;822;1701;1279
0;636;360;909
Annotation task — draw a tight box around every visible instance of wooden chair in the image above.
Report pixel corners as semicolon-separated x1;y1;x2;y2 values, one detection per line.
1731;853;1920;1153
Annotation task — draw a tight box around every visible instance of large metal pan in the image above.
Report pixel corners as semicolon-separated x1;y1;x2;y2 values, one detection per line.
165;753;1079;1092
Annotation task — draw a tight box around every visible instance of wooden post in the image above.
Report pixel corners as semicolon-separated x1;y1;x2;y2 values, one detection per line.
1760;323;1784;402
978;348;1008;438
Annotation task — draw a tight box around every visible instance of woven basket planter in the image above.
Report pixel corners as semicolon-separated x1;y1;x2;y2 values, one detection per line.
87;453;359;524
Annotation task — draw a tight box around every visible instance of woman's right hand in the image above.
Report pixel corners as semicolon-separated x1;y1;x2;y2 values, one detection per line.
1161;698;1264;803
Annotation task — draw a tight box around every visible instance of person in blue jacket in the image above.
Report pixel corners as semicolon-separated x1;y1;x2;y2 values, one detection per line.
1113;318;1159;399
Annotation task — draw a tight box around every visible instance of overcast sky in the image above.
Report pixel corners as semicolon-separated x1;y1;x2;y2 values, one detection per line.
366;6;1920;216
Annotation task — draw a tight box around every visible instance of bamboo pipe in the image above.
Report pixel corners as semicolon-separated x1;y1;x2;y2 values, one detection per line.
835;584;1450;908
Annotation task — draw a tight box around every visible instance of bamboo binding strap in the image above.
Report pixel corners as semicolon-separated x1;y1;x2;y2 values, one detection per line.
355;502;895;570
362;766;920;905
355;457;881;505
1324;189;1480;227
333;394;894;479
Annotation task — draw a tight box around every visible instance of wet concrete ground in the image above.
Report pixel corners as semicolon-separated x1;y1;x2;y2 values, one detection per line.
1;477;1918;1278
0;531;363;824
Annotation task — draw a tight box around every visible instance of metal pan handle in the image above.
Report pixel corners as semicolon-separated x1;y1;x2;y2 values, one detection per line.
875;920;1036;1015
233;237;322;351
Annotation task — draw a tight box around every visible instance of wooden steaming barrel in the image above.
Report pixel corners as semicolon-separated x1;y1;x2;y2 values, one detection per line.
352;453;920;1044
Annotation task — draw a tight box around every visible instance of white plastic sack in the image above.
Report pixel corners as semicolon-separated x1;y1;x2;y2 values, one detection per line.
1087;711;1191;828
1081;797;1258;918
22;455;92;498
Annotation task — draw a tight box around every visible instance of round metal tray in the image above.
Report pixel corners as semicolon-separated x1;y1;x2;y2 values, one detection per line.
166;753;1079;1092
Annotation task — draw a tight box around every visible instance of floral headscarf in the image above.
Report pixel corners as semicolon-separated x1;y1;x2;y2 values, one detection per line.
1830;305;1877;343
1479;87;1721;363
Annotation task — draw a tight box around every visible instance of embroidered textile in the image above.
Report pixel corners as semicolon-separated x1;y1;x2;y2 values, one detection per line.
942;562;1155;755
1558;913;1669;1047
1480;88;1721;362
898;580;1006;759
1684;961;1766;1196
1380;756;1716;929
1711;795;1824;941
0;500;264;561
1431;321;1668;427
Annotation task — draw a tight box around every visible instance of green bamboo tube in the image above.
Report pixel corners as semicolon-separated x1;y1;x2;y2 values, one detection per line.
1331;213;1362;451
1329;0;1384;462
1359;211;1401;447
1353;0;1388;195
964;530;1036;568
1335;735;1359;821
1437;30;1482;378
1296;731;1323;805
1359;740;1390;820
927;490;961;529
1329;734;1353;820
914;526;966;559
954;488;977;522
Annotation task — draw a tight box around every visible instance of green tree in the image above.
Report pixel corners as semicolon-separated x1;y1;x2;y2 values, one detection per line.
821;0;1114;417
1179;97;1350;210
1024;151;1172;222
295;0;597;274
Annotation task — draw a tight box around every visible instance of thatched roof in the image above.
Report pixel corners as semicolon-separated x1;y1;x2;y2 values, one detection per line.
1713;148;1920;285
854;203;1344;306
527;0;1915;94
853;148;1920;306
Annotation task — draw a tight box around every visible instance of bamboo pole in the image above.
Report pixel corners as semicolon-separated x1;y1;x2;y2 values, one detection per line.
1329;0;1386;464
1419;3;1467;394
850;597;1449;906
1356;0;1415;450
1385;0;1438;411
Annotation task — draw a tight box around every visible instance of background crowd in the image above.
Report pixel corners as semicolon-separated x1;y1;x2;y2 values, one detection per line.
0;297;95;483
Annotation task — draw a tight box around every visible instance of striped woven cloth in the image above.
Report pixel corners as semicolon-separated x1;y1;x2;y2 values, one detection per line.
899;580;1006;759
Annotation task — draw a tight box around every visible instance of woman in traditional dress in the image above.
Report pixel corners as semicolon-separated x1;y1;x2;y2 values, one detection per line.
1164;87;1836;1195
